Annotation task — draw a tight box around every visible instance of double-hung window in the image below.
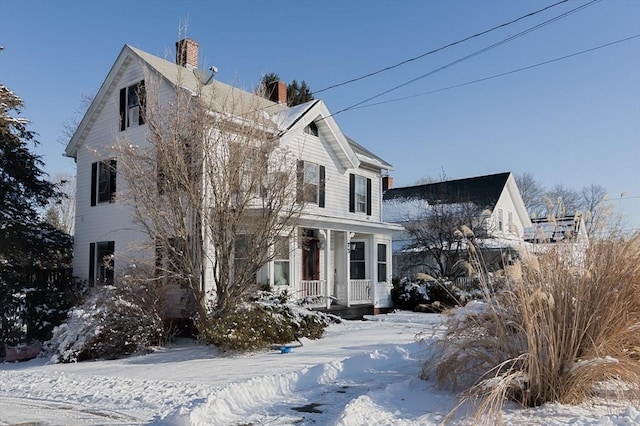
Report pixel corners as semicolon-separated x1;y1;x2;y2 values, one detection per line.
297;160;325;207
89;241;114;286
91;159;117;206
119;80;145;131
349;241;366;279
377;243;387;283
349;174;371;215
273;237;290;286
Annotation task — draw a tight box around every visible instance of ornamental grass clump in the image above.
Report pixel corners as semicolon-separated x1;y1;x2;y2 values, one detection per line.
424;233;640;424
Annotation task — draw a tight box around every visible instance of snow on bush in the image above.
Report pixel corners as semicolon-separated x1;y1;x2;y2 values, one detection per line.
391;275;483;311
198;290;340;352
46;285;164;363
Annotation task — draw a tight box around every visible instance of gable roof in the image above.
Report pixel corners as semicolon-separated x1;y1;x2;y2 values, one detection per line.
65;44;286;158
383;172;511;210
65;43;392;174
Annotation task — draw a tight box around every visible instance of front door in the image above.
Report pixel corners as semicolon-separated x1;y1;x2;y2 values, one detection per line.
302;231;320;280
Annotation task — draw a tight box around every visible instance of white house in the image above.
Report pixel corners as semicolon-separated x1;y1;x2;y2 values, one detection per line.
64;39;402;316
382;172;532;277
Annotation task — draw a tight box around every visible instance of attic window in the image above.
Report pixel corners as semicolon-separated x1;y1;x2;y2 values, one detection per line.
119;80;145;131
304;122;318;137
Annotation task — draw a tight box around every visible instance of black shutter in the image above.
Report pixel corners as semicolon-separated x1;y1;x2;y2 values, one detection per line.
349;173;355;213
89;242;96;286
318;165;325;208
138;80;145;125
119;87;126;131
366;178;372;216
109;159;117;203
90;162;97;206
296;160;304;202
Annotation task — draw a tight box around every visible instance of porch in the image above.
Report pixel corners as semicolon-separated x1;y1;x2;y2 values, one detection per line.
291;278;373;309
266;226;394;318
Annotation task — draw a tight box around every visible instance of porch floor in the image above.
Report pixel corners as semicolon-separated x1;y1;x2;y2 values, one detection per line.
313;304;393;320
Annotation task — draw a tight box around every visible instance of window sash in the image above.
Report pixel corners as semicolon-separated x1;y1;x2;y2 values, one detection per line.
350;241;366;280
377;243;387;283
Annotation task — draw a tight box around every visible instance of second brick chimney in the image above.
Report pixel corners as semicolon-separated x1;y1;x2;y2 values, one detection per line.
267;80;288;105
382;176;394;192
176;38;199;69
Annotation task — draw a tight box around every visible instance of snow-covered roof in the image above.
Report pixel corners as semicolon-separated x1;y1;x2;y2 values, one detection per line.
65;44;392;175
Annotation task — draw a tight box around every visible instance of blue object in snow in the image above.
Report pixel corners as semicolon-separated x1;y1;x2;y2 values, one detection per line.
280;346;292;354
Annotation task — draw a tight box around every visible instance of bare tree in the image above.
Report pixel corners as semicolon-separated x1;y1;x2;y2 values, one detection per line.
44;172;75;235
115;71;302;321
581;183;615;239
397;199;490;279
542;184;583;218
515;172;545;218
58;94;94;146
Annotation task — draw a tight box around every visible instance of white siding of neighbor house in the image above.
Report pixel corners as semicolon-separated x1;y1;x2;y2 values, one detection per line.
491;176;531;240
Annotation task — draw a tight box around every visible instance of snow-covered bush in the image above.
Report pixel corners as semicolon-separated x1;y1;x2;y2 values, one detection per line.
391;275;481;311
197;290;340;352
46;284;164;363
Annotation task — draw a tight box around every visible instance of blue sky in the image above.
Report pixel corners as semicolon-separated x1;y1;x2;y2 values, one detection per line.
1;0;638;231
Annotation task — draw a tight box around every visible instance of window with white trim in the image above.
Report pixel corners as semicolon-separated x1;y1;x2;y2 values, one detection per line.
91;159;116;206
349;174;371;215
89;241;114;286
377;243;387;283
119;80;145;131
273;237;290;286
297;160;325;207
350;241;366;280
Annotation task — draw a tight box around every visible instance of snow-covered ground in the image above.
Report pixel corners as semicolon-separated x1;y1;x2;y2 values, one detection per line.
1;311;638;425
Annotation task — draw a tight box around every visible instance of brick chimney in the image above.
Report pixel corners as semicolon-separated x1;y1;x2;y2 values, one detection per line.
382;176;393;192
176;38;199;69
267;80;288;105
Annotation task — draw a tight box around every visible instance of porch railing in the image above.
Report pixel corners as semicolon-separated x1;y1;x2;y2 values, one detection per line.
349;279;371;305
294;280;326;307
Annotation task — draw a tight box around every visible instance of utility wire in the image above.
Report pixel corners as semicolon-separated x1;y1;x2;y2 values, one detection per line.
322;0;601;120
313;0;569;94
348;34;640;111
251;0;572;117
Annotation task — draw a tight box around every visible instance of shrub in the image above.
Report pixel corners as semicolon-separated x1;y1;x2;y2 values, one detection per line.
423;234;640;424
197;290;339;352
46;283;165;363
391;275;481;311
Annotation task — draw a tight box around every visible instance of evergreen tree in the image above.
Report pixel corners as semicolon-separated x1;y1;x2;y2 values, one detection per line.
287;79;314;106
0;83;74;352
258;74;315;107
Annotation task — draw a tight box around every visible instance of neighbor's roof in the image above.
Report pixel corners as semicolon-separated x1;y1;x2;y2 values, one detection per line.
383;172;511;209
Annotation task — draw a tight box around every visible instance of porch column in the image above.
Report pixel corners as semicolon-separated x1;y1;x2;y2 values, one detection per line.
346;232;354;307
319;229;332;310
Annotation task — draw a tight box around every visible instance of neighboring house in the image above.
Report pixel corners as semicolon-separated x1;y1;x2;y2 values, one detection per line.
523;214;589;266
64;39;402;316
382;172;532;277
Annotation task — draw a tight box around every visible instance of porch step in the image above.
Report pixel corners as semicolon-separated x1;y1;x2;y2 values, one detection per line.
314;304;374;320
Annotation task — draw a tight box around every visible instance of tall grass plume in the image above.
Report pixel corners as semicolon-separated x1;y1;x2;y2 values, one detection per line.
423;233;640;424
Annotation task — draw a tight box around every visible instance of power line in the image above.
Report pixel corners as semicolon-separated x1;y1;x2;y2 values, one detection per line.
348;34;640;111
313;0;569;95
323;0;601;120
